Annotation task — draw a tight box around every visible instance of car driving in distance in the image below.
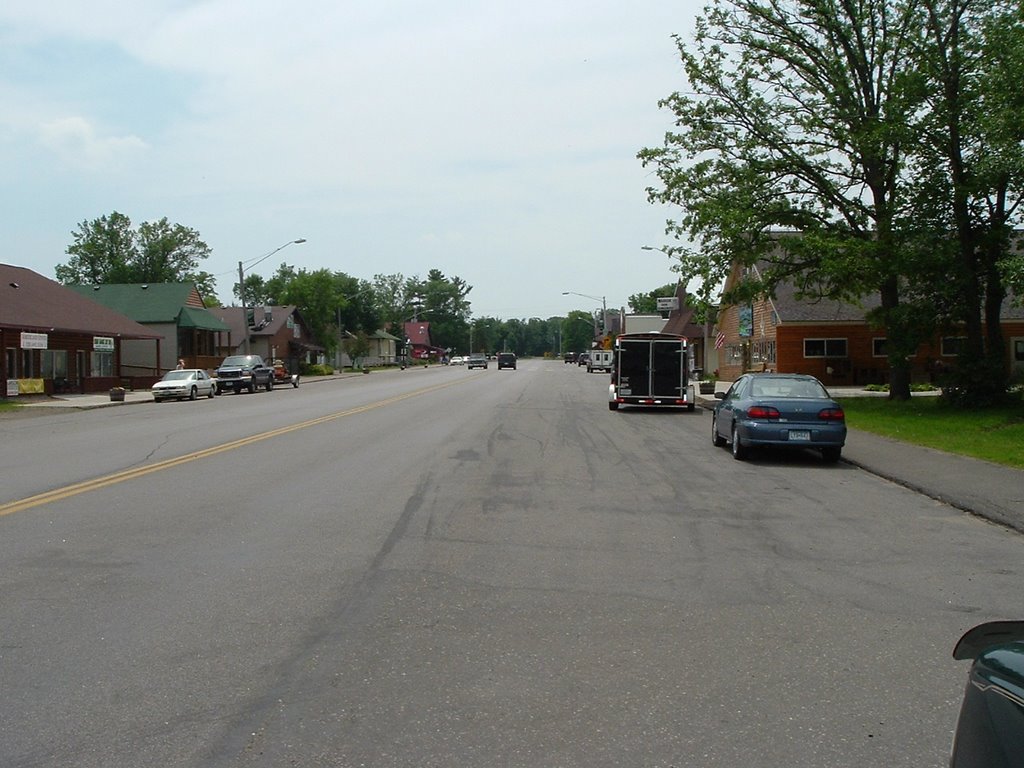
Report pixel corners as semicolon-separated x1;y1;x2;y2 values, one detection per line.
152;368;217;402
467;353;488;369
497;352;516;370
712;373;846;462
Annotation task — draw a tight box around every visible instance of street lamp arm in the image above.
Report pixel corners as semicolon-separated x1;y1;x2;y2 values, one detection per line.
563;290;608;335
562;290;605;305
239;238;306;354
244;238;307;272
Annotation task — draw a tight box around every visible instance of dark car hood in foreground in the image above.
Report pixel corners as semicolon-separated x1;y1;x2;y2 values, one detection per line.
950;622;1024;767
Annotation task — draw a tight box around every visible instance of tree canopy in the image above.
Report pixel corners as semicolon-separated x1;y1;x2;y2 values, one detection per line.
56;212;216;300
640;0;1024;402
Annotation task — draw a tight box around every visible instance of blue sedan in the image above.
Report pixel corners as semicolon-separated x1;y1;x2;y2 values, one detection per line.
712;373;847;462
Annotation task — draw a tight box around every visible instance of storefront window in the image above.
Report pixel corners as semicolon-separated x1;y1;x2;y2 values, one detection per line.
91;351;114;377
41;350;68;378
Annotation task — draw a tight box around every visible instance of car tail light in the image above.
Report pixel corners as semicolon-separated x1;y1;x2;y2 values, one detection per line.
747;406;781;419
818;407;845;421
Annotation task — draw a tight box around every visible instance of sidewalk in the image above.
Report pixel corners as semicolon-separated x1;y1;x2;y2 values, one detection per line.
8;371;364;410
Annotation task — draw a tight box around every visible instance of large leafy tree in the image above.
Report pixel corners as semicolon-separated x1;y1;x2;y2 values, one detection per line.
561;311;596;353
57;212;216;300
628;283;679;314
639;0;927;399
405;269;473;352
908;0;1024;403
274;268;341;352
244;265;381;353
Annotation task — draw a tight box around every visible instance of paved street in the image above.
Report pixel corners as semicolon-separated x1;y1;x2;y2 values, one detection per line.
17;372;1023;533
2;361;1022;767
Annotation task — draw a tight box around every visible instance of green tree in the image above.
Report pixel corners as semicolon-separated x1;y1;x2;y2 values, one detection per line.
56;211;137;285
562;311;596;354
373;273;410;335
628;283;679;314
343;331;372;369
639;0;927;399
470;316;503;354
909;0;1024;403
276;269;341;352
405;269;473;352
134;218;214;295
57;211;217;302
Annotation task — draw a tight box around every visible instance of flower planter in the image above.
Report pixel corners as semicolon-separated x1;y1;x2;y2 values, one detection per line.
109;388;126;402
699;382;716;394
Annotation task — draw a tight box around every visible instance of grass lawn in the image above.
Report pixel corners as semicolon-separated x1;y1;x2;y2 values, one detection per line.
841;397;1024;470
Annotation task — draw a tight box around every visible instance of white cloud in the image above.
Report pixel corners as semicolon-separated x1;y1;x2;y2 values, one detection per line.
0;0;702;317
37;116;148;169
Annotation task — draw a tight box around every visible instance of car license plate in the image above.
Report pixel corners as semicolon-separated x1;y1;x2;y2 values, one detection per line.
788;430;811;441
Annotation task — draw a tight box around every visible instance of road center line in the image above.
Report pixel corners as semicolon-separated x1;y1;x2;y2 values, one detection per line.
0;378;465;517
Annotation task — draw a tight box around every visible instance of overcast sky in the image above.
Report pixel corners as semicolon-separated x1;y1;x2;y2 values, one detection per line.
1;1;703;320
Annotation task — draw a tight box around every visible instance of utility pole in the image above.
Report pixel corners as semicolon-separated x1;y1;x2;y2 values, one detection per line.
238;261;249;354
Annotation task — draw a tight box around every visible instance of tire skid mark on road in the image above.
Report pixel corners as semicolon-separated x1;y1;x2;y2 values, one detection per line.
0;378;468;518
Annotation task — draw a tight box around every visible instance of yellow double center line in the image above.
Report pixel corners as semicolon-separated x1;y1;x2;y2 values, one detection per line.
0;378;463;517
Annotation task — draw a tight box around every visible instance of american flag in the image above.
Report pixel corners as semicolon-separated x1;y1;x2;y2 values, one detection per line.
714;331;726;349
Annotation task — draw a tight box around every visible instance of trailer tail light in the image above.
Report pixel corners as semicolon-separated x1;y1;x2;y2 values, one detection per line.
818;407;845;422
747;405;781;419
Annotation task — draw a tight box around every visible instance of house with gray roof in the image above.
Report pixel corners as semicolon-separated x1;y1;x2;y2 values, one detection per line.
714;260;1024;386
213;306;322;371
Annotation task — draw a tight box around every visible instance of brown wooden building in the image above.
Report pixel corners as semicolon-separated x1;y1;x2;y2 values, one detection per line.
214;306;323;370
2;264;161;397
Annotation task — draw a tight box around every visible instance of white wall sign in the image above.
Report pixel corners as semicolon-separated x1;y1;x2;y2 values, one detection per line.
93;336;115;352
656;297;679;311
20;332;48;350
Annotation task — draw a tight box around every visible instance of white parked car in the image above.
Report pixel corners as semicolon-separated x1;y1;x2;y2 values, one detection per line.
449;356;466;365
152;369;217;402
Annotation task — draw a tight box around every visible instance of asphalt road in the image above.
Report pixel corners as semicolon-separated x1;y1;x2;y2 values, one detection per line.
1;361;1021;767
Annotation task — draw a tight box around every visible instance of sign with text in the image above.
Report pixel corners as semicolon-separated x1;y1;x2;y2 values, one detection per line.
6;380;18;397
93;336;115;352
20;332;48;350
656;296;679;311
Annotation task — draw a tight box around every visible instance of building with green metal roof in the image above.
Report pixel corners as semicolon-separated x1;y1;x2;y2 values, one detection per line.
67;283;230;375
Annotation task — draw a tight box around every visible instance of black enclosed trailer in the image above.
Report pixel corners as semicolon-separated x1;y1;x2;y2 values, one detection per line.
608;332;695;411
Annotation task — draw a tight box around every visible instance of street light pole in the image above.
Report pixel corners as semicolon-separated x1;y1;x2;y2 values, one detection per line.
562;290;607;338
239;238;306;354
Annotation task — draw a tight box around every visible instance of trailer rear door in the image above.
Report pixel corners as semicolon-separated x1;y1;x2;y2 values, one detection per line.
650;338;685;398
617;340;650;397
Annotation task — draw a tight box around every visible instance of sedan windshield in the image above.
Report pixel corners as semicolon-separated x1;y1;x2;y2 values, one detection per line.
161;371;192;381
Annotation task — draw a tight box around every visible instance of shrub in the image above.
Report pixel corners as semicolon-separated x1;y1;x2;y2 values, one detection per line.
301;363;334;376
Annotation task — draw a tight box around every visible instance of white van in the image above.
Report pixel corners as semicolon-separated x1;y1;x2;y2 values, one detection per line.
587;349;614;373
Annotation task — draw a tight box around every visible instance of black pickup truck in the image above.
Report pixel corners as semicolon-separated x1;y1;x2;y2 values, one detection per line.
215;355;274;394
